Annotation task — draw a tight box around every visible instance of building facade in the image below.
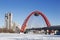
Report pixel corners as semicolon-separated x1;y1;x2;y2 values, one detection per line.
5;13;12;30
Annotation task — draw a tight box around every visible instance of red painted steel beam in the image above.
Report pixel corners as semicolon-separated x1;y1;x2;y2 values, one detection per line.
20;11;51;32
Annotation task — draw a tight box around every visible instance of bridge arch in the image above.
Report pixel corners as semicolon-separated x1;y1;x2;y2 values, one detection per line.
20;11;51;32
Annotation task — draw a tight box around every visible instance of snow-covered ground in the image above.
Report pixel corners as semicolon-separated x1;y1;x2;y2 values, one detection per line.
0;33;60;40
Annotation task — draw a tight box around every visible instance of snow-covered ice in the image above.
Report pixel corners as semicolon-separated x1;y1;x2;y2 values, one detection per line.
0;33;60;40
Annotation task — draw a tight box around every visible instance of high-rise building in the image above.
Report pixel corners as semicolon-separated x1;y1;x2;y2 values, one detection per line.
5;13;20;33
5;13;12;30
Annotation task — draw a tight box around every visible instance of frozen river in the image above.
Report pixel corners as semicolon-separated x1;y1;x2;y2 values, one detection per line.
0;33;60;40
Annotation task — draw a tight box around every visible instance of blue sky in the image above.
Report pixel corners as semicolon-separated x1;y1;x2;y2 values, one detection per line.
0;0;60;28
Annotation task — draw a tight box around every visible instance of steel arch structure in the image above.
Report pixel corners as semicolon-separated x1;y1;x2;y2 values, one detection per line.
20;11;51;32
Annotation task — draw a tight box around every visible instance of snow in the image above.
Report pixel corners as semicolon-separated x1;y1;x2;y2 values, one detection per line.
0;33;60;40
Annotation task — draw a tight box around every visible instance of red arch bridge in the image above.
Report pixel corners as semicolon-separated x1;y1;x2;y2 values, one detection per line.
20;10;60;34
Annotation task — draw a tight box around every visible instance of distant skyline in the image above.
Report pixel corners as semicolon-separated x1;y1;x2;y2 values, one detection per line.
0;0;60;28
